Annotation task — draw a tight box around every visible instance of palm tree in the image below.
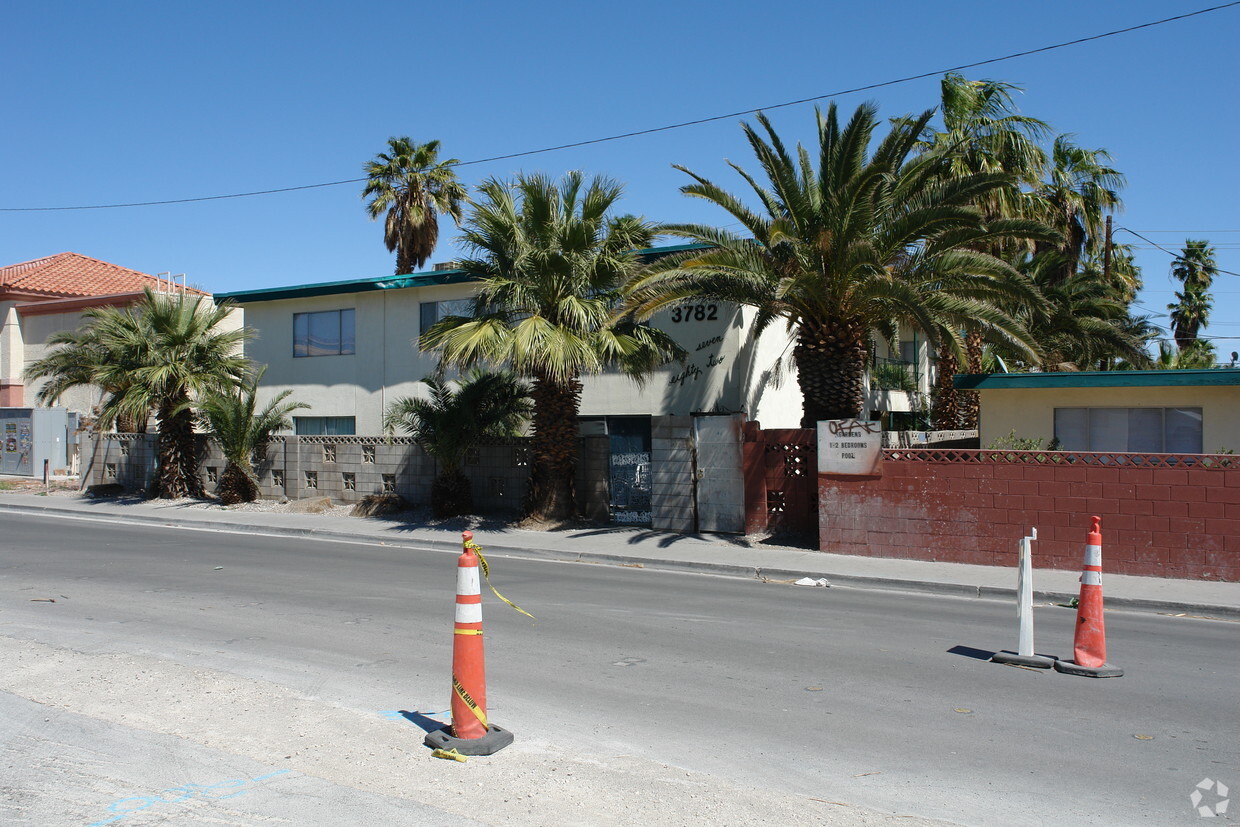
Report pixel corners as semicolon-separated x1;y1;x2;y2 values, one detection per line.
26;287;250;498
362;137;469;275
384;369;532;518
920;73;1049;225
1033;135;1125;286
1004;253;1153;371
1169;285;1213;352
197;366;307;505
1168;240;1218;352
626;103;1050;427
22;325;149;433
421;172;681;524
919;74;1050;428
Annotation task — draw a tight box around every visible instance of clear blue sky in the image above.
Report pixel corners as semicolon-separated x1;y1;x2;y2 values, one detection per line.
5;1;1239;357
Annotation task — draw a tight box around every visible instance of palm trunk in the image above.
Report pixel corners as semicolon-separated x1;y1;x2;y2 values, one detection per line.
793;320;868;427
958;330;984;429
932;343;961;431
432;470;473;518
217;462;258;505
525;375;582;523
155;400;203;499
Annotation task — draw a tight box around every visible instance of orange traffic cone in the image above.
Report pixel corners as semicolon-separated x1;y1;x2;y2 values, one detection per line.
423;531;515;754
1055;516;1123;678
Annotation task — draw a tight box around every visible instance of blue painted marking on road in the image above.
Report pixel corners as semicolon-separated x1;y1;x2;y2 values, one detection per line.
87;769;290;826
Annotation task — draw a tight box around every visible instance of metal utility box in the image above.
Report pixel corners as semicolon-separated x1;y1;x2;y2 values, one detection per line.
0;408;69;476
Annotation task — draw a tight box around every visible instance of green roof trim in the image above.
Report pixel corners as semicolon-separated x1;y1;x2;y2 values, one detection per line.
954;369;1240;390
213;243;718;305
214;269;474;304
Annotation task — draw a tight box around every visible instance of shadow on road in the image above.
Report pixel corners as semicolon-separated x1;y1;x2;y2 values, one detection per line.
946;644;996;661
399;709;449;734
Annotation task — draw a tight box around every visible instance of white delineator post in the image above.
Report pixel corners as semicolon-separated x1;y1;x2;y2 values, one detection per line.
992;528;1055;668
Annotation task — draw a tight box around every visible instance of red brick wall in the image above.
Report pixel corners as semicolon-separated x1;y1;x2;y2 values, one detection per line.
818;450;1240;581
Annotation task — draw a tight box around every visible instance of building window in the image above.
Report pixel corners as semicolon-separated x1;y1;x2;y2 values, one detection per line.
294;417;356;436
1054;408;1202;454
419;299;474;339
293;309;355;357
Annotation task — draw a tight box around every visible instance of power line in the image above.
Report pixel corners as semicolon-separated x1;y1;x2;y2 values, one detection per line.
3;2;1239;213
1118;228;1240;277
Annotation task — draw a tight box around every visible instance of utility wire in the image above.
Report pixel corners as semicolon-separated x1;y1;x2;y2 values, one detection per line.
1118;228;1240;277
3;1;1239;213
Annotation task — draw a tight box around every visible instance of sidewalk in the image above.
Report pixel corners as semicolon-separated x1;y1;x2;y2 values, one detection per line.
2;489;1238;620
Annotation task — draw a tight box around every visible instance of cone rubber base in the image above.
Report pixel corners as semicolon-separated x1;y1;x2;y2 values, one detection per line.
423;724;514;755
991;651;1056;669
1054;660;1124;678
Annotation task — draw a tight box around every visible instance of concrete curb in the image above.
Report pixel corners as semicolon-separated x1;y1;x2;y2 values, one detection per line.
4;500;1238;621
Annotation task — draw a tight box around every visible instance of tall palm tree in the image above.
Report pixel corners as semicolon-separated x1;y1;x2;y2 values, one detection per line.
197;366;307;505
26;287;250;498
384;369;532;518
421;172;681;523
1168;239;1218;352
920;73;1049;225
1034;135;1125;286
362;137;469;275
920;74;1050;428
626;103;1051;427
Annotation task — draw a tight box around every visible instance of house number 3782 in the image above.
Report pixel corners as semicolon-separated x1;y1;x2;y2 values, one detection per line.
670;304;718;323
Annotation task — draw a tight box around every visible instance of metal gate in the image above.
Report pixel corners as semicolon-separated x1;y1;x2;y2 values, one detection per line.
604;417;652;526
692;414;745;533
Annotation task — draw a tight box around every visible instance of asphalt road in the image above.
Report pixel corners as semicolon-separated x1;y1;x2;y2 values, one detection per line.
1;512;1237;825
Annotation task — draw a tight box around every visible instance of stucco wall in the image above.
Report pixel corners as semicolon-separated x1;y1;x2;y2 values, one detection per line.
979;385;1240;452
239;287;806;429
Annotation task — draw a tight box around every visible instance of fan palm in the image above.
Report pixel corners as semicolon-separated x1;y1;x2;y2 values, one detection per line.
421;172;681;523
1168;240;1218;352
626;103;1052;426
1033;136;1125;285
362;137;469;275
197;366;307;504
384;369;532;518
23;325;149;433
920;73;1049;226
25;287;250;498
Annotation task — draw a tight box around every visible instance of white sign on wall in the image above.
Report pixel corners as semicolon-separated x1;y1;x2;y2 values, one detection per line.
817;419;883;476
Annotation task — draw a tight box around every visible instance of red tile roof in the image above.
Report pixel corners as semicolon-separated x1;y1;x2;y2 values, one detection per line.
0;253;209;300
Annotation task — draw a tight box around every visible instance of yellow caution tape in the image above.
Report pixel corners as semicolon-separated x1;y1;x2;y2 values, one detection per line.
464;539;535;620
431;748;468;763
452;675;488;728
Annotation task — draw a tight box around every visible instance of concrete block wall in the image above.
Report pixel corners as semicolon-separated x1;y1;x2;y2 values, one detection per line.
652;415;695;532
819;449;1240;581
89;433;534;516
84;433;157;492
